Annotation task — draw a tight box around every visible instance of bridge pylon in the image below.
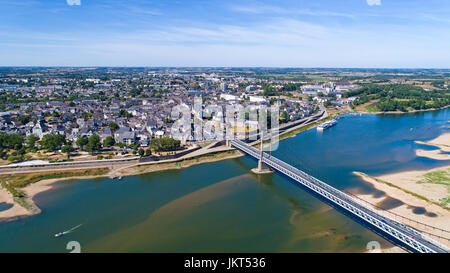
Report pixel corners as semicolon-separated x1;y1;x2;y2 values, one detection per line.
226;139;230;147
251;130;273;175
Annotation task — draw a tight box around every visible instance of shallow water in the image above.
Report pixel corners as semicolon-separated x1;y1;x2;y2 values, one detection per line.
0;202;13;212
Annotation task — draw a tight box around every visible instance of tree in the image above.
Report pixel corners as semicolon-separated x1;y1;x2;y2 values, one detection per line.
81;111;92;121
7;134;24;149
26;134;39;149
138;148;145;157
103;136;115;147
40;134;66;152
118;109;132;118
51;111;61;118
281;111;289;122
18;115;31;125
150;136;181;152
86;134;101;154
145;148;152;156
0;132;7;149
18;147;26;156
116;142;125;148
109;122;120;131
76;136;88;150
61;145;75;158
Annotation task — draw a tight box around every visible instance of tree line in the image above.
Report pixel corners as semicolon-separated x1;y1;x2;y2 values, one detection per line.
0;131;181;163
344;84;450;112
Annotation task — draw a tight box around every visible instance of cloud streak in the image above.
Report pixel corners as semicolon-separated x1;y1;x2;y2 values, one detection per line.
230;4;355;18
366;0;381;6
67;0;81;6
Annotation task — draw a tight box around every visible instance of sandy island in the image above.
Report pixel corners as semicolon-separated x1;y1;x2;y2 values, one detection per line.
354;169;450;248
353;131;450;248
353;133;450;249
353;167;450;227
415;132;450;160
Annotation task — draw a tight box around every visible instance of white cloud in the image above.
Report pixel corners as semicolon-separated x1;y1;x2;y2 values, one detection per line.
230;4;354;18
122;19;330;47
366;0;381;6
67;0;81;6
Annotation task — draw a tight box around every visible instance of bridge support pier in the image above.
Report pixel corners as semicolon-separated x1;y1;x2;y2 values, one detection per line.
251;164;273;175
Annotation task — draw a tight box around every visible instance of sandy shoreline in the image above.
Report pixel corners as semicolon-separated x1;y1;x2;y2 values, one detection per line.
352;131;450;248
0;185;31;222
353;166;450;247
415;132;450;161
0;150;244;223
0;174;112;222
415;149;449;160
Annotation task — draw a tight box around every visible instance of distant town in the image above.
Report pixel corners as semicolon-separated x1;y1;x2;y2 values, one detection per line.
0;67;449;165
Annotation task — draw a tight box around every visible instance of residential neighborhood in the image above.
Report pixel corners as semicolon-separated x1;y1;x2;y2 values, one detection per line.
0;67;349;164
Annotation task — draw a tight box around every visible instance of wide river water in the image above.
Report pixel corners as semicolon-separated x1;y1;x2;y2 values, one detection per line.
0;109;449;252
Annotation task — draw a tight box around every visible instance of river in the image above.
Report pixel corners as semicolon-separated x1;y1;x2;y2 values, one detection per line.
0;109;449;252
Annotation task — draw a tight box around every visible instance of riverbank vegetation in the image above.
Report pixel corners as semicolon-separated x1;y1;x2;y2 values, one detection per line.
2;168;109;189
116;150;242;177
418;169;450;207
345;84;450;112
0;168;109;210
0;130;183;165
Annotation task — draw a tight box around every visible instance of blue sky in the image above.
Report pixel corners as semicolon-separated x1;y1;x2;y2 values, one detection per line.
1;0;450;67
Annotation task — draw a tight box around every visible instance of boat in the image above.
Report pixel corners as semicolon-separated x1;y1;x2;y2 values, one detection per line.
54;224;82;238
54;231;67;237
317;119;337;130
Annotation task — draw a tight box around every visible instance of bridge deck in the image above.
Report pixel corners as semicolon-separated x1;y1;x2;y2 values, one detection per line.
231;139;448;253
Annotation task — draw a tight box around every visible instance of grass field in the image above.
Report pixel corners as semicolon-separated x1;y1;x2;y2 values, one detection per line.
418;168;450;206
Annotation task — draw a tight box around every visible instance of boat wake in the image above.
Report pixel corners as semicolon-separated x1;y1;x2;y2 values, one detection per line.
54;224;83;238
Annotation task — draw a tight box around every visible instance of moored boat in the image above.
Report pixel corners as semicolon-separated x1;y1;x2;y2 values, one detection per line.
317;119;337;130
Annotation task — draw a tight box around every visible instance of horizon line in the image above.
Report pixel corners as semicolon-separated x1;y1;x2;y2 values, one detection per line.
1;66;450;70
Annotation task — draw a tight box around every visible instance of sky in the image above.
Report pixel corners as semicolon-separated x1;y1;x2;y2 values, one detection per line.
0;0;450;68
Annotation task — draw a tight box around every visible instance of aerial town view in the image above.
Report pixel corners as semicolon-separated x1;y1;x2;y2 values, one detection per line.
0;0;449;264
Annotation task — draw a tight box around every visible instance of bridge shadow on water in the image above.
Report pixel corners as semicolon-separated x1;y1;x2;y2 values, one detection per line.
271;169;415;253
